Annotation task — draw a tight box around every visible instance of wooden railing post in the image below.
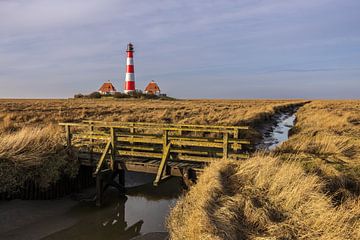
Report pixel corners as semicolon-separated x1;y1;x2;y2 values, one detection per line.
130;123;134;152
65;125;71;147
163;129;168;147
110;127;116;170
233;128;239;151
130;123;135;134
223;132;229;160
89;124;94;163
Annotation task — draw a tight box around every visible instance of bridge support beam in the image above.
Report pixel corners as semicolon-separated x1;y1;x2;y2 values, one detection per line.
119;169;125;190
95;168;126;207
96;171;105;207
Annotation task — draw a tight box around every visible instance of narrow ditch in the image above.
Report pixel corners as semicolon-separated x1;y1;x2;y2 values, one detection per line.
256;106;300;151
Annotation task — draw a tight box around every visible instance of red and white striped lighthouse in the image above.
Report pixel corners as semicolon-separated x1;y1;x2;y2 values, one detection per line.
124;43;135;94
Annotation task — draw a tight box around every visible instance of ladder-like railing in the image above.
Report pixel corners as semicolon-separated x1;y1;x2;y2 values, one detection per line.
59;121;250;186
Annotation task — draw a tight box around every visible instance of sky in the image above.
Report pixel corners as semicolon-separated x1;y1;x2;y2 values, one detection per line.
0;0;359;99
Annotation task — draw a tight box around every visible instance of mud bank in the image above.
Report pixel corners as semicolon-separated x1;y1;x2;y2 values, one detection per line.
0;166;94;201
251;102;308;150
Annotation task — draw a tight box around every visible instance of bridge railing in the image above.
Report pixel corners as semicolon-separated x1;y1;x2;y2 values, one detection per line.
59;121;250;185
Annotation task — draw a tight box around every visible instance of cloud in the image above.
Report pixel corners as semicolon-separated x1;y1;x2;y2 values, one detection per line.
0;0;359;98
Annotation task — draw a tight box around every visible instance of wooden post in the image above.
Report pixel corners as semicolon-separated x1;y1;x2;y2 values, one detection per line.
65;125;71;147
223;132;229;160
96;173;103;207
233;128;239;151
130;123;135;134
110;127;116;170
119;169;125;193
163;129;168;147
130;123;134;152
89;125;94;163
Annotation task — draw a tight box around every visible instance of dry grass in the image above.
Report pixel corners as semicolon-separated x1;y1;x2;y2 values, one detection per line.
0;125;78;193
168;100;360;239
0;98;304;127
275;100;360;200
168;155;360;240
0;98;303;194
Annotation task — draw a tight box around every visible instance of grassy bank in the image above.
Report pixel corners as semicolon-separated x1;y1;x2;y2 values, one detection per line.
276;100;360;201
167;100;360;239
168;156;360;239
0;125;78;194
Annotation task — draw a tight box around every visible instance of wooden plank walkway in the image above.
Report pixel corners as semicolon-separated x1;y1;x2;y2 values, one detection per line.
59;120;250;206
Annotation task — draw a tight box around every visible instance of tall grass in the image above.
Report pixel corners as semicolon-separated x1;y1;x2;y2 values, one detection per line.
168;155;360;240
0;125;78;193
276;100;360;199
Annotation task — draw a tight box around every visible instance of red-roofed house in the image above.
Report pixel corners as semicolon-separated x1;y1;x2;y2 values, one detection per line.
98;81;117;95
144;80;161;95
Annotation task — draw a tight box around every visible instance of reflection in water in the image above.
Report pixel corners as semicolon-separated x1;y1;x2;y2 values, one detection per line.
43;197;142;240
43;173;183;240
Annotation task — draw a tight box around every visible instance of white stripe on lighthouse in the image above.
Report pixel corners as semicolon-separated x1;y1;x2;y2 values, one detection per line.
127;58;134;65
125;73;135;81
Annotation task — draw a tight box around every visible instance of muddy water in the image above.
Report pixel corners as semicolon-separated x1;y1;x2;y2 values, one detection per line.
258;112;297;150
0;173;182;240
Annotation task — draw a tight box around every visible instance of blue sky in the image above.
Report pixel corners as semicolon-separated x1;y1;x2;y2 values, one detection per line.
0;0;359;99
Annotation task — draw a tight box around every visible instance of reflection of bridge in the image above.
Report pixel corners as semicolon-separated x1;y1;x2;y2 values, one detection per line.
45;196;144;239
59;121;250;206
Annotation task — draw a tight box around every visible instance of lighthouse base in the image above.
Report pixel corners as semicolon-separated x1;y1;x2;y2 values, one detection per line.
124;90;135;94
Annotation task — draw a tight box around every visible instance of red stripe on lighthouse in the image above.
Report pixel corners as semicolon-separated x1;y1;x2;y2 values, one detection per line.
127;51;133;58
126;65;134;73
125;81;135;90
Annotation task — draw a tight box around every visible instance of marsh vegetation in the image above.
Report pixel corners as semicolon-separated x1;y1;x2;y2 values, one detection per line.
2;99;359;239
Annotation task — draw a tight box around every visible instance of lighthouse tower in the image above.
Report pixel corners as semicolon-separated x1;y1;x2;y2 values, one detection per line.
124;43;135;94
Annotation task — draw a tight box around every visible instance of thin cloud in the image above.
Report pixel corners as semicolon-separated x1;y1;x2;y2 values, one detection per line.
0;0;359;98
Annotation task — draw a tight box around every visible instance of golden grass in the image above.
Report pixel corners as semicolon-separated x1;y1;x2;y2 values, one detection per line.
0;98;303;194
0;125;78;192
0;98;304;127
168;155;360;240
275;100;360;199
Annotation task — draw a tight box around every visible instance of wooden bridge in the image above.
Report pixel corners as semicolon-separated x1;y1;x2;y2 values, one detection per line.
59;121;250;206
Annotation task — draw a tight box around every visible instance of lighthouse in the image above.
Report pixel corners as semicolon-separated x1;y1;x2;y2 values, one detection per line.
124;43;135;94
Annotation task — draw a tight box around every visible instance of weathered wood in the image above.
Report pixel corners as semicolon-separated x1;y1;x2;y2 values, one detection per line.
60;122;246;134
223;132;229;160
65;125;71;147
153;143;171;185
60;120;251;191
82;120;249;131
94;140;111;175
110;127;116;170
171;139;223;148
96;173;103;207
